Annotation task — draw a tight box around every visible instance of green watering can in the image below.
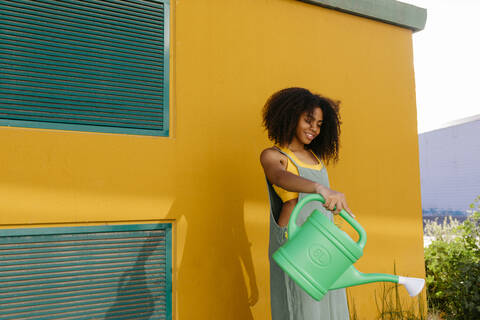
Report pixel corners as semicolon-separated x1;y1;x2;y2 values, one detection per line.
272;194;425;301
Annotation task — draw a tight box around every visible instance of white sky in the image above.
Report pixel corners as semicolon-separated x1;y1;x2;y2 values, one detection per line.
401;0;480;133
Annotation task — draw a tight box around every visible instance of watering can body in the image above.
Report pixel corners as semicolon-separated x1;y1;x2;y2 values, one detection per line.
272;194;424;301
272;201;365;300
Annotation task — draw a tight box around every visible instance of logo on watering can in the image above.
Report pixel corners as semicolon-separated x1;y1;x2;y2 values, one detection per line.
308;244;331;267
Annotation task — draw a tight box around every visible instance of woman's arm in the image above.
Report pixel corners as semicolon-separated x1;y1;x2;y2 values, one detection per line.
260;148;354;216
260;148;322;193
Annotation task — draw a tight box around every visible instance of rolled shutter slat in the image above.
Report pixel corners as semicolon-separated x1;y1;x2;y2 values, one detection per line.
0;278;167;301
2;74;162;97
0;260;164;278
3;36;163;65
2;20;164;52
0;113;163;130
2;61;164;85
60;0;165;22
0;105;162;122
1;68;164;93
1;100;163;116
3;83;164;103
1;28;163;66
3;52;164;78
1;290;167;316
82;0;164;16
1;92;164;111
6;0;164;33
3;6;163;42
2;18;164;49
0;266;165;288
1;95;163;113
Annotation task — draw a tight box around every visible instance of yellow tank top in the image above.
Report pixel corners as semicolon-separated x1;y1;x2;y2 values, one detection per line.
272;146;323;202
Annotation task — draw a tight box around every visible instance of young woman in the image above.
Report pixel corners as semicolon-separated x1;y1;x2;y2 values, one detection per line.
260;87;353;320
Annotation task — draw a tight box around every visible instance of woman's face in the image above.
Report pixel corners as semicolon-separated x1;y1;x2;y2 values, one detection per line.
294;107;323;145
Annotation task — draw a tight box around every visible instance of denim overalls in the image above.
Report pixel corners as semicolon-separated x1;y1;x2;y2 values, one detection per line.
267;149;350;320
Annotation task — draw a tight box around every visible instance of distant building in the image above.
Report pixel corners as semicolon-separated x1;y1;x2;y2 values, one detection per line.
419;114;480;219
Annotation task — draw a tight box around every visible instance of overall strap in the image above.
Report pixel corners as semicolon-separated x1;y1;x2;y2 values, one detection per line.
265;177;283;223
309;150;325;167
273;146;301;169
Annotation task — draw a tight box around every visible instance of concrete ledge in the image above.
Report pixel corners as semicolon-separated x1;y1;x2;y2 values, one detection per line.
298;0;427;32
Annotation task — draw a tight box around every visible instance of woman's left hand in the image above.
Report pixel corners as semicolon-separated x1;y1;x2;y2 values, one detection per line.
315;184;355;217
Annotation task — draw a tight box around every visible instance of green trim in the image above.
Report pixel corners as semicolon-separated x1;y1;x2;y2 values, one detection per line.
298;0;427;32
163;2;170;137
165;223;173;319
0;119;168;136
0;223;171;236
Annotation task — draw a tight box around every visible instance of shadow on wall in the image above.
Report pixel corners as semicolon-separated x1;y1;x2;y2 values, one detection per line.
105;233;163;319
168;204;258;317
164;155;259;318
105;145;259;318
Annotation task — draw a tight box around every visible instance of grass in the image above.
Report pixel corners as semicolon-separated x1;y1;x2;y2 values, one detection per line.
349;264;428;320
349;284;427;320
375;283;426;320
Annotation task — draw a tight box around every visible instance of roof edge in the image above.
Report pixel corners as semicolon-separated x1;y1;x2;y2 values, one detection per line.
420;114;480;134
297;0;427;32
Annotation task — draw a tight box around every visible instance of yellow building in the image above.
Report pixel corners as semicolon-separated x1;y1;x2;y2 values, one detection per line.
0;0;426;319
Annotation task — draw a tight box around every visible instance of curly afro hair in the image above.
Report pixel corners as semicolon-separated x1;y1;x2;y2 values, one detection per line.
262;87;342;164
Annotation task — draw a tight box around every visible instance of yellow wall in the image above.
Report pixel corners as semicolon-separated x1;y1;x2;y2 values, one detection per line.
0;0;424;319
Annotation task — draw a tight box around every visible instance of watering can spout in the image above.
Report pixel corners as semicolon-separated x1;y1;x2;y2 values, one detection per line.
329;265;424;297
329;265;398;290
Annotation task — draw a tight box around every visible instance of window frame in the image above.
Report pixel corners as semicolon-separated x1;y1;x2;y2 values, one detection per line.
0;0;170;137
0;223;173;319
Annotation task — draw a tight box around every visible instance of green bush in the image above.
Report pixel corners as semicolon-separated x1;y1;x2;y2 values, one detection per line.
424;196;480;319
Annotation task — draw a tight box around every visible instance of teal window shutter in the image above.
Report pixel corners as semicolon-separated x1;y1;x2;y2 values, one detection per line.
0;223;172;319
0;0;170;136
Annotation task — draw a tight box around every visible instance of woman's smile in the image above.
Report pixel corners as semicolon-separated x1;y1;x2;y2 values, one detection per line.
305;132;316;140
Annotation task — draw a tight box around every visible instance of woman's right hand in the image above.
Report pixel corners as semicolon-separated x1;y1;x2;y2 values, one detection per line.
315;184;355;217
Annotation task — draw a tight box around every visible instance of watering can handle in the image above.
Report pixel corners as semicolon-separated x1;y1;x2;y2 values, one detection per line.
288;194;367;249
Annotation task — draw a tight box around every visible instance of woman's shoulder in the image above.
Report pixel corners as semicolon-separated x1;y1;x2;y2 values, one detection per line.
260;146;288;166
260;146;283;157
